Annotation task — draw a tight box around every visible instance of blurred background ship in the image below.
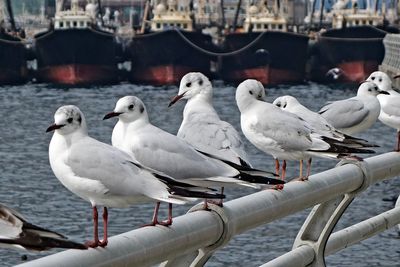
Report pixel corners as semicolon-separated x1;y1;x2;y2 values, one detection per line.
0;0;399;85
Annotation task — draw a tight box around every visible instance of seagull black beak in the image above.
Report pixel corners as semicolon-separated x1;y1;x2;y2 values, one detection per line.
103;112;122;120
46;123;64;132
168;92;186;107
393;74;400;79
378;90;390;95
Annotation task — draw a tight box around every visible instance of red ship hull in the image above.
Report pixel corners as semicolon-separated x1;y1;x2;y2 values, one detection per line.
131;65;197;85
221;66;305;85
36;64;117;85
335;61;379;83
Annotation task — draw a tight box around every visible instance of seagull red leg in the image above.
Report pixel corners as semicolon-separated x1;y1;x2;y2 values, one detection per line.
85;206;100;248
282;160;287;180
275;159;280;176
159;203;173;226
299;160;303;180
99;207;108;247
143;202;161;227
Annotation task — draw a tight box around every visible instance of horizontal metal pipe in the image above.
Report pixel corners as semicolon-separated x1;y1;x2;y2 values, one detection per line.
326;206;400;255
16;152;400;267
260;206;400;267
16;210;224;267
259;245;315;267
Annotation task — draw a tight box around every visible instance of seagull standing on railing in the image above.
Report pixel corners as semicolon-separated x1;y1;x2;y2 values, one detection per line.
0;203;86;251
235;79;375;181
103;96;283;208
169;72;251;167
47;105;224;248
272;95;378;178
169;72;252;202
319;81;389;135
367;71;400;151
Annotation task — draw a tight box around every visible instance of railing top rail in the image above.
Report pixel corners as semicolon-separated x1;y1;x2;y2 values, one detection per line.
15;152;400;267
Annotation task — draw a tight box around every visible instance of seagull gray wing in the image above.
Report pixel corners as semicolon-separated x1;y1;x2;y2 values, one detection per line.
66;138;151;197
319;98;369;129
178;113;250;165
0;204;24;239
129;126;238;180
247;105;313;152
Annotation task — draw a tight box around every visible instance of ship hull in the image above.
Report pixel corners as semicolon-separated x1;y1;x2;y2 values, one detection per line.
0;34;28;84
34;28;120;85
127;30;217;85
308;26;387;83
219;31;309;85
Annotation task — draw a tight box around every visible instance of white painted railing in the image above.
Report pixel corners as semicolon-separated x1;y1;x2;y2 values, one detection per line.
16;152;400;267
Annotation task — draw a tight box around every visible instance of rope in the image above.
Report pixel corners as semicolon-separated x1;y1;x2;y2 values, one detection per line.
174;28;268;57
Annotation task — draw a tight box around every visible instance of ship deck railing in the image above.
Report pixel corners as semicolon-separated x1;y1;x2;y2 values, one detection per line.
15;152;400;267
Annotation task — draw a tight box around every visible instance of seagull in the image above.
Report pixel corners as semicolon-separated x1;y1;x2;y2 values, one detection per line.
367;71;400;151
103;96;283;206
47;105;224;248
0;203;86;251
319;81;389;135
325;67;344;80
273;95;377;178
366;71;400;96
273;95;377;147
235;79;375;180
169;72;251;167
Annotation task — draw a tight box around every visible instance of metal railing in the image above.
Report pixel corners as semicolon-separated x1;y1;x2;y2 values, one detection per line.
16;152;400;267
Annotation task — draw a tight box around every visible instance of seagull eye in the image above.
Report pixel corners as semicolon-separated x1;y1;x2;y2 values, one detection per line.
283;103;287;108
186;82;192;87
67;118;73;123
198;79;203;86
249;90;253;95
371;77;375;80
379;78;382;82
276;103;281;107
128;104;134;110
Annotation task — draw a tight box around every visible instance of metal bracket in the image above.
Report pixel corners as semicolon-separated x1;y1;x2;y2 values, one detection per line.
292;160;372;267
159;203;233;267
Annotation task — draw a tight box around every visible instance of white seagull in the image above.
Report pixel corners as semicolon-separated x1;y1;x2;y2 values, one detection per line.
235;79;375;180
0;203;86;251
366;71;400;96
319;81;389;135
367;71;400;151
168;72;251;167
47;105;224;247
273;95;377;148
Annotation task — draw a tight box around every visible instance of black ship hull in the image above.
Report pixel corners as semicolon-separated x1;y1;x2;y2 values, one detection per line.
127;29;217;85
219;31;309;85
308;26;389;83
0;32;27;84
34;28;121;85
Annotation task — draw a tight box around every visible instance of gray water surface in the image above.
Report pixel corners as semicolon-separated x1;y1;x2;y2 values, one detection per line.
0;82;399;266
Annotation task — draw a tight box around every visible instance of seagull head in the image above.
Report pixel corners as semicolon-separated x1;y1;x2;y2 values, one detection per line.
104;96;148;123
46;105;86;135
169;72;212;107
357;81;389;97
235;79;265;112
272;95;299;111
366;71;392;92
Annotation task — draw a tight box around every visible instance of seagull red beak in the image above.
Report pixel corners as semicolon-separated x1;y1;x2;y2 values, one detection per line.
168;92;186;107
46;123;64;132
103;112;122;120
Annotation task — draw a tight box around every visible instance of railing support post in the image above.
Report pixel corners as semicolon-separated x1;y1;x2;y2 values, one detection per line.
160;203;232;267
292;160;373;267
